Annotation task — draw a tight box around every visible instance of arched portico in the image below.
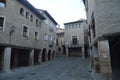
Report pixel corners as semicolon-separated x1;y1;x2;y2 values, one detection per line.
41;48;47;62
48;50;51;61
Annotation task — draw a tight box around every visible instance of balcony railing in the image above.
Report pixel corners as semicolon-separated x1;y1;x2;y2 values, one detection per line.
70;40;79;45
68;40;84;47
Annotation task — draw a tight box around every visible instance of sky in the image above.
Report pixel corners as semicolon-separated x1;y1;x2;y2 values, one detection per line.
27;0;86;28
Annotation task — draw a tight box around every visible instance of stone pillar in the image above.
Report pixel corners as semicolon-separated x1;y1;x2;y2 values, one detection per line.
54;51;56;59
3;47;11;73
92;46;100;73
29;49;34;66
38;51;42;64
82;46;85;59
66;47;69;57
98;40;112;80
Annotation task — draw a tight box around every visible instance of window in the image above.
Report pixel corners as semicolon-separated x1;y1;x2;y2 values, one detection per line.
65;26;68;30
91;12;96;38
23;25;29;37
36;19;38;27
20;8;24;16
69;25;71;29
35;31;39;40
72;24;74;29
0;17;4;31
49;35;52;41
45;19;48;25
75;24;77;28
44;34;48;41
76;24;78;26
72;36;78;45
58;47;61;51
56;39;58;46
30;15;33;22
25;12;29;19
0;0;6;8
38;21;41;27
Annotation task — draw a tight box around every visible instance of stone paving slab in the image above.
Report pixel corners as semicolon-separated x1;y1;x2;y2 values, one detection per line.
0;57;93;80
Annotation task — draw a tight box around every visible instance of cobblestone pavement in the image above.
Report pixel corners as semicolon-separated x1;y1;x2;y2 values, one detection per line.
0;57;93;80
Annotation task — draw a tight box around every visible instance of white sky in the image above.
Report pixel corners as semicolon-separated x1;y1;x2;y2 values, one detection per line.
27;0;86;28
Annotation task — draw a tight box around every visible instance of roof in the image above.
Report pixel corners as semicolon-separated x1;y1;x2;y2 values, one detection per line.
38;9;58;25
64;19;86;25
18;0;46;20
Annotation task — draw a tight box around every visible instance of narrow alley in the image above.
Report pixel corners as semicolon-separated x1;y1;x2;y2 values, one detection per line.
0;57;92;80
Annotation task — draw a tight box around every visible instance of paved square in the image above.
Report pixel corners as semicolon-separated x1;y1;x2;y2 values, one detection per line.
0;57;92;80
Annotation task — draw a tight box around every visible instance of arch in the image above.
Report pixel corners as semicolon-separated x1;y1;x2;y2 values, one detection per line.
26;12;29;19
58;47;61;51
41;48;46;62
20;8;24;16
36;19;38;27
0;0;6;8
48;50;51;61
30;15;33;22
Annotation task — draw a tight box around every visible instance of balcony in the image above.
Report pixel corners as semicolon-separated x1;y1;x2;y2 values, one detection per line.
69;40;81;47
71;40;79;45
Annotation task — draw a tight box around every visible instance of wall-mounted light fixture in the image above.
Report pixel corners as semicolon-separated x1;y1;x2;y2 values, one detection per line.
10;25;16;36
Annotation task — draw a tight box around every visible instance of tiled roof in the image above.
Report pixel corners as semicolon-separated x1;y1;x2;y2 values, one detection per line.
38;9;58;25
64;19;86;25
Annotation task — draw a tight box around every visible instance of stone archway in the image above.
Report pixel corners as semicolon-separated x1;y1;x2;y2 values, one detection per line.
48;50;51;61
10;48;30;68
41;48;47;62
0;46;4;72
109;35;120;80
34;50;41;65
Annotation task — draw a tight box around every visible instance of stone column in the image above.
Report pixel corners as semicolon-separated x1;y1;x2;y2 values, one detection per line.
92;46;100;73
3;47;11;73
38;51;42;64
98;40;112;80
66;47;69;57
29;49;34;66
82;46;85;59
54;51;56;59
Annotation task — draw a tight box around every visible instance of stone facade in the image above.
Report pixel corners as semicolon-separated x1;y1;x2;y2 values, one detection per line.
56;28;65;56
83;0;120;80
64;19;88;58
0;0;57;73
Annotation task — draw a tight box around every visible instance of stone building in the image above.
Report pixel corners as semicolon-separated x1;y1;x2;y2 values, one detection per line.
83;0;120;80
56;28;65;56
64;19;88;58
0;0;57;73
38;9;58;61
